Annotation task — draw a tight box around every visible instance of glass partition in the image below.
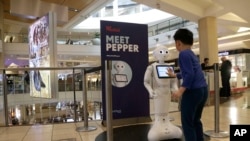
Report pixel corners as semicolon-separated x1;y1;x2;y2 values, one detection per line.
0;67;102;126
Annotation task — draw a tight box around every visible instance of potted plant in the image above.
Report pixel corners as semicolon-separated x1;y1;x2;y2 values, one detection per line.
91;32;100;45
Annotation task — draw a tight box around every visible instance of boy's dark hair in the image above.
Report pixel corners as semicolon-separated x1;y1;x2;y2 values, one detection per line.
173;28;193;45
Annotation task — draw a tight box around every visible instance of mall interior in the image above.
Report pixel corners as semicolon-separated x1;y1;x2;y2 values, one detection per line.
0;0;250;141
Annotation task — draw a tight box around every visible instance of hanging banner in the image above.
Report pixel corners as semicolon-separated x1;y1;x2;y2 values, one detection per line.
28;12;57;98
101;20;149;120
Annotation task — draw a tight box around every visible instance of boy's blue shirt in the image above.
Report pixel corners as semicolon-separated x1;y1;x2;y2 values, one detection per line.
177;49;207;89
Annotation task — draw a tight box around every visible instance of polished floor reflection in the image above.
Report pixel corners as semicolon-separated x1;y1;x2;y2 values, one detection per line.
1;90;250;141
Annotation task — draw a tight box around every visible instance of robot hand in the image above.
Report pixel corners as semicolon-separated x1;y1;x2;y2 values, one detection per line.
149;90;158;99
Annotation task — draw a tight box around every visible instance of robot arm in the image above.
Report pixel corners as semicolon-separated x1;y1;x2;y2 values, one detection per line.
144;65;157;98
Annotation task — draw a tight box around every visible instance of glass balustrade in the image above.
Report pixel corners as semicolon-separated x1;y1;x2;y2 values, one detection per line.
0;67;102;126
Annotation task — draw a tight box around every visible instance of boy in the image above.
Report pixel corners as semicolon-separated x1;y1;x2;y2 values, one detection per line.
168;28;208;141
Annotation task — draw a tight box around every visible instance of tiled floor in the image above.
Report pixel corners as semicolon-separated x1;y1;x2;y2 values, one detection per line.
1;91;250;141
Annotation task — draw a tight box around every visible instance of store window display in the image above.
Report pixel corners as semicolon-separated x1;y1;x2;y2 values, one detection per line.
144;45;182;140
218;54;248;93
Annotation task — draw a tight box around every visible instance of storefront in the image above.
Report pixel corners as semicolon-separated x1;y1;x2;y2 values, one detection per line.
218;49;250;90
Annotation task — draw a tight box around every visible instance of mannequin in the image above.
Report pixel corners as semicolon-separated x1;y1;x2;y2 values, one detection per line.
144;45;182;140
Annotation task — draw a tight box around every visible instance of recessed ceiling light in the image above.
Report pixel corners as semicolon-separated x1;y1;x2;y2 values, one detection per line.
68;7;80;12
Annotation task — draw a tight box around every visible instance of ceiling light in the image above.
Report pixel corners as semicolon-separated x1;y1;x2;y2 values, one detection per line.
237;27;250;33
219;31;250;40
68;7;80;12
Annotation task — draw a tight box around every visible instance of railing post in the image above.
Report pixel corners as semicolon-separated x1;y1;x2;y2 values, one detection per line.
76;69;97;132
73;68;77;122
105;60;113;141
3;70;9;126
204;63;229;138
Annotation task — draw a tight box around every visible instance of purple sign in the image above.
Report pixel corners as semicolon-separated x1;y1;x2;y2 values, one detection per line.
101;20;149;120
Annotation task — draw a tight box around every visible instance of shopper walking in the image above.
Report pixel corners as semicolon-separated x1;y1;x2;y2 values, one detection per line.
167;28;208;141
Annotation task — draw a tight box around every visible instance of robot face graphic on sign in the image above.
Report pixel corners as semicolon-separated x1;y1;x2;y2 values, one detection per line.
114;61;126;74
112;60;132;88
143;45;182;140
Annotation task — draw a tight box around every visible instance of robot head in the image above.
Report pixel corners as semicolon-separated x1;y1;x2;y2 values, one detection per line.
152;45;169;62
113;61;126;73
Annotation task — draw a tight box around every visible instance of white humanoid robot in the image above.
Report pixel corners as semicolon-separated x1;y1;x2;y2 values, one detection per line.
112;61;128;87
144;45;182;141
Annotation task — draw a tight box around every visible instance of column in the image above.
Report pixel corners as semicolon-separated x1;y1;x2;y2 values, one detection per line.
113;0;118;17
198;17;219;65
0;1;4;68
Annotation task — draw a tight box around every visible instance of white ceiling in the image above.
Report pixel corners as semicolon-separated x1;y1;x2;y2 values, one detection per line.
3;0;250;44
133;0;250;42
2;0;250;67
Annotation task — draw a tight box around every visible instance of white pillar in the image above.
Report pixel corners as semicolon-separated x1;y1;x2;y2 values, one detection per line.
198;17;219;65
0;1;4;68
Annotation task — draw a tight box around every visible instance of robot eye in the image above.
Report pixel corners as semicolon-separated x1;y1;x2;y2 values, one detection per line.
166;51;169;54
160;50;163;54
